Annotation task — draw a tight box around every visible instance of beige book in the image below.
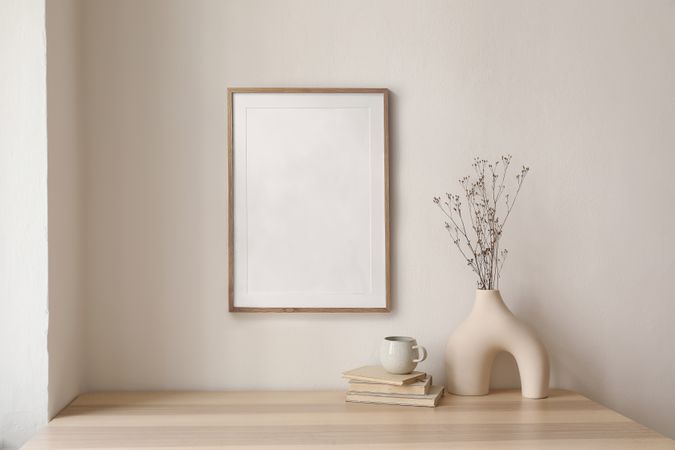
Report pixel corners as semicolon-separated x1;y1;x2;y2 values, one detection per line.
346;385;445;408
342;366;426;386
349;376;432;395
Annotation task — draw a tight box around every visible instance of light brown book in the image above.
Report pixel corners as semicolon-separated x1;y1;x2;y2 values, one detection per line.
342;366;426;386
346;385;445;408
349;376;432;395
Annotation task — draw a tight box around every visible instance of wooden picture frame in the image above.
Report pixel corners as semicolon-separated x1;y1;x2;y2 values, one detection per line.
228;88;390;312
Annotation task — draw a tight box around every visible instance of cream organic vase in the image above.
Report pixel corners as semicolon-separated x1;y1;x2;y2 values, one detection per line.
445;290;550;399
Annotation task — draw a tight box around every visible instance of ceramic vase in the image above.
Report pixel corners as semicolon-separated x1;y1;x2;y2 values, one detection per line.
445;289;549;399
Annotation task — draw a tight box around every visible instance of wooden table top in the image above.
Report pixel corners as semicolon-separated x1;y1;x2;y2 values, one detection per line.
22;389;675;449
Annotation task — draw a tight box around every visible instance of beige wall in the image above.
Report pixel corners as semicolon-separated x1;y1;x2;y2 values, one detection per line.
47;0;84;420
80;0;675;439
0;1;48;448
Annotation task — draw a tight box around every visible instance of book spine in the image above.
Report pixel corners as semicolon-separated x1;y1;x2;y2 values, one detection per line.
345;394;435;408
348;383;426;396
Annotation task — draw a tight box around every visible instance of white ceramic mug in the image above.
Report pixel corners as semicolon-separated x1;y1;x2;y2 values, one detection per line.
380;336;428;374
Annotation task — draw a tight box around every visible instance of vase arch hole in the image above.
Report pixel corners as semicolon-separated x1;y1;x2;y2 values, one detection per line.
489;352;522;389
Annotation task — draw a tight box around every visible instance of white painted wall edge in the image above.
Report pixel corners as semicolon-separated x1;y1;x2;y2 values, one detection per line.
0;0;49;448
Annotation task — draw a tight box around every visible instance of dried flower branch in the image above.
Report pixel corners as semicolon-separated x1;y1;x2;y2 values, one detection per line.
434;155;529;289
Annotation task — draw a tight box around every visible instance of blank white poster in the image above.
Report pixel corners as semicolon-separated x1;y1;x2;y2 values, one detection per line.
230;91;387;310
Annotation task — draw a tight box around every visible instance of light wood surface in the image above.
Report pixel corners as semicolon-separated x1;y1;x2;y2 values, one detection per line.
227;87;391;313
22;390;674;449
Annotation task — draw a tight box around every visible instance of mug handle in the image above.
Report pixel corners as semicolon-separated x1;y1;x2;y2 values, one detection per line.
412;345;427;363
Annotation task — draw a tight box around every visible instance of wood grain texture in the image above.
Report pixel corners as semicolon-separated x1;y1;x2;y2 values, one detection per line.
227;88;391;313
227;89;235;312
22;390;675;449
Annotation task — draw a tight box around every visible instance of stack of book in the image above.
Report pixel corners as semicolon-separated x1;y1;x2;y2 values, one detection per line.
342;365;444;407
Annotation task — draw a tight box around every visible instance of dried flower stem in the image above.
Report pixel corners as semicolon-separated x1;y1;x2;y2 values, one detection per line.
434;155;529;289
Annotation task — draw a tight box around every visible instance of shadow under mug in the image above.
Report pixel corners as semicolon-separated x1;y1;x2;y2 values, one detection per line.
380;336;428;374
